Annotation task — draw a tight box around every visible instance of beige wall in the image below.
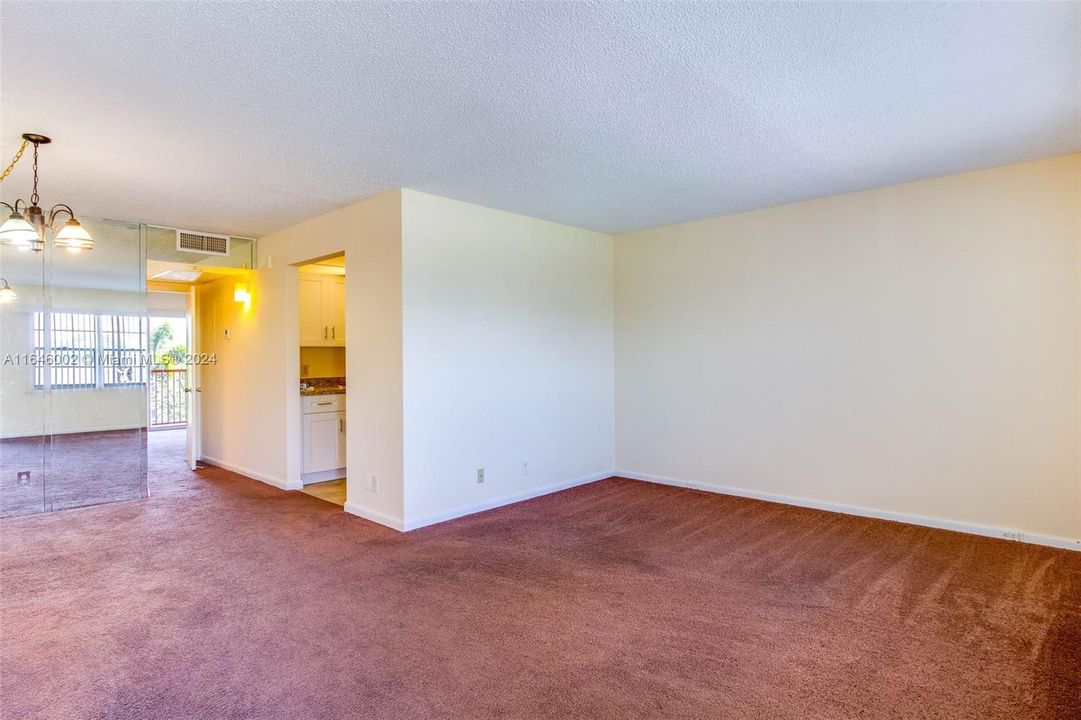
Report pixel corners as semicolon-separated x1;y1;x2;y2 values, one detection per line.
615;154;1081;543
401;190;614;527
198;190;404;525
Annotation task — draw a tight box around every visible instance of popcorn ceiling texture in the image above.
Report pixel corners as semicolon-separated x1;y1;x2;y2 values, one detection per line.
1;2;1078;237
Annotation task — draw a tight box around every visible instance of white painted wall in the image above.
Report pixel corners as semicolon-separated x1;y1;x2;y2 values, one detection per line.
194;156;1079;545
198;188;614;531
614;154;1081;544
400;190;615;528
198;190;404;525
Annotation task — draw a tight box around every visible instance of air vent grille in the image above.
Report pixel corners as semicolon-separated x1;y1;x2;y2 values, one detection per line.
176;230;230;256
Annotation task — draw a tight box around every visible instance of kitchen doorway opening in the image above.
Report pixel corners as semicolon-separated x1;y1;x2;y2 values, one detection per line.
296;253;347;507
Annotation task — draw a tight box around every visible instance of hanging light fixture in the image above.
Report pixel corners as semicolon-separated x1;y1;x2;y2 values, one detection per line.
0;278;16;302
0;133;94;252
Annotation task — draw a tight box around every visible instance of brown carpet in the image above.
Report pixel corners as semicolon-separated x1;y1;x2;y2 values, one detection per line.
1;431;1079;719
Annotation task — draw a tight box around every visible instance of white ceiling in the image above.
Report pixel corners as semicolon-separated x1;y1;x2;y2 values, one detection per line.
1;2;1078;238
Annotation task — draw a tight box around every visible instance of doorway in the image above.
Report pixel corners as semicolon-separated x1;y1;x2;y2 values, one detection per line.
146;289;198;481
149;314;189;429
296;253;347;506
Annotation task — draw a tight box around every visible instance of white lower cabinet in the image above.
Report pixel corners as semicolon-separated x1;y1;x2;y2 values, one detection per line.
302;394;345;481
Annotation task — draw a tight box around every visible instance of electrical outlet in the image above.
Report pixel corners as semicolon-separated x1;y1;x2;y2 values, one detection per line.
366;473;378;492
301;364;310;377
476;468;485;484
521;459;529;476
16;470;30;486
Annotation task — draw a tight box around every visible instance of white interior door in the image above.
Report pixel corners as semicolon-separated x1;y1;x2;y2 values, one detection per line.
185;287;201;470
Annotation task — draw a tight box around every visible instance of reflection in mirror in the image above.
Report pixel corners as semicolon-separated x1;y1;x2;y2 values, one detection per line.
45;218;147;511
0;238;46;516
0;217;148;516
146;226;254;269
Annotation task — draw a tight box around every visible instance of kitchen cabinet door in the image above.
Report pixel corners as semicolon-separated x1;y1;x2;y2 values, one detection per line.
327;278;346;346
304;411;344;473
298;275;328;346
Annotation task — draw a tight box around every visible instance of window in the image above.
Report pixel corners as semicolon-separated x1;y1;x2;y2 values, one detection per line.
33;312;148;389
101;315;148;386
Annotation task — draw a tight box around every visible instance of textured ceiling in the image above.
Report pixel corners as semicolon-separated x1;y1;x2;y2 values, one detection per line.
1;2;1078;237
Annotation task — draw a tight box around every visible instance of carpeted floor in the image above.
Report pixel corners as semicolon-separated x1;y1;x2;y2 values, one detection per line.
1;431;1079;719
0;429;147;517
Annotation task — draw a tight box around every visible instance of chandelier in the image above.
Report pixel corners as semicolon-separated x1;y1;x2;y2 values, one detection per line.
0;133;94;252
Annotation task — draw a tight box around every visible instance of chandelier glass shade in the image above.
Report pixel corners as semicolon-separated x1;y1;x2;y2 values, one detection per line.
0;212;38;248
54;218;94;251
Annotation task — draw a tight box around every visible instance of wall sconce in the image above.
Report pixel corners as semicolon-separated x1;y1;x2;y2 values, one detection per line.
234;282;251;305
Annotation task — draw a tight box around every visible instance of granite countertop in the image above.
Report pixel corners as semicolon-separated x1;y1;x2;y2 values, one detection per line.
300;376;346;396
300;386;346;396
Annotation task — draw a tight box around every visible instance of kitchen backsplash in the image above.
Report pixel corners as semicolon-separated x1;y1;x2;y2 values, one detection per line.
299;376;346;391
300;346;346;378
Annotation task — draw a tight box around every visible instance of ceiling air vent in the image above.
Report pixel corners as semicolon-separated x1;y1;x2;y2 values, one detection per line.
176;229;230;257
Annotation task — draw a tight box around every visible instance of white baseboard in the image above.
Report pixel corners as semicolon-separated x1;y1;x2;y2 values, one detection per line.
301;468;346;485
402;470;612;532
616;470;1081;552
200;455;302;491
2;424;144;440
343;501;405;531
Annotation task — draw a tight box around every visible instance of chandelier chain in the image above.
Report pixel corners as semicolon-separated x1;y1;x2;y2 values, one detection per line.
0;139;28;184
30;142;40;206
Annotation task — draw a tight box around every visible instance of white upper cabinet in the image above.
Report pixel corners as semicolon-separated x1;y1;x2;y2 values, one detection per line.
298;275;327;346
327;278;346;345
298;273;345;347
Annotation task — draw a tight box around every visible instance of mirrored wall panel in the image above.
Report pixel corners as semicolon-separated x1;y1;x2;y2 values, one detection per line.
146;226;254;270
0;217;148;516
0;241;46;516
